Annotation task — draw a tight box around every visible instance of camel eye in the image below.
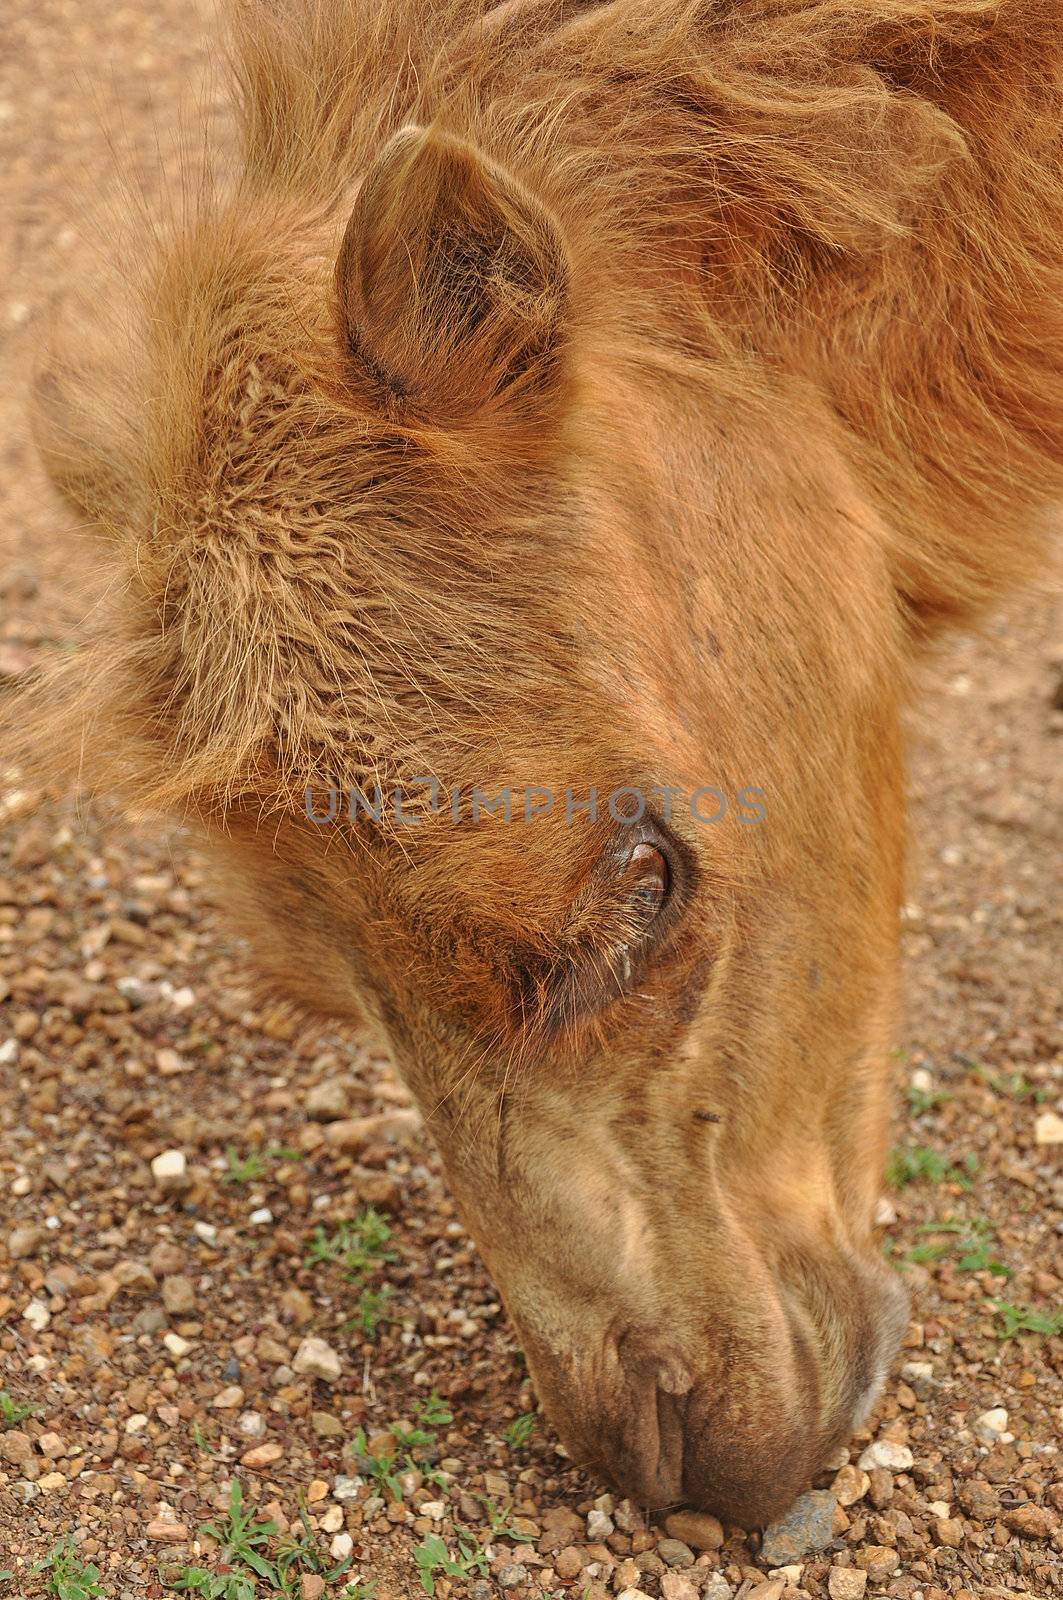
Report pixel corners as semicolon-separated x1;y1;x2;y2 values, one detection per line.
623;841;670;923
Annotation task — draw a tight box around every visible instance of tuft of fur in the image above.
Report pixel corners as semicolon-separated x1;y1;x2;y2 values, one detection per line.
6;0;1062;810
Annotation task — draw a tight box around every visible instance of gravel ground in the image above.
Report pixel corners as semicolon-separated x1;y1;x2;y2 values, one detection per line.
0;1;1061;1596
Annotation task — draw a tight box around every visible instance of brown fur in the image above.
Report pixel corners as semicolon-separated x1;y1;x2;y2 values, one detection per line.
7;0;1061;1523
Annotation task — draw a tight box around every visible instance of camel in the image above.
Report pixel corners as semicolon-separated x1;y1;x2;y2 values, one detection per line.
10;0;1061;1525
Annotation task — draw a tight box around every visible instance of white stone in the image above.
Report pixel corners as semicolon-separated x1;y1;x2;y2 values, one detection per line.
1034;1111;1063;1146
163;1333;192;1359
874;1196;898;1227
856;1439;914;1472
249;1208;273;1225
587;1507;615;1540
22;1300;49;1332
320;1505;343;1533
972;1407;1010;1443
330;1533;354;1561
292;1336;342;1383
151;1150;188;1190
125;1414;148;1434
333;1475;364;1502
420;1500;445;1520
910;1067;934;1093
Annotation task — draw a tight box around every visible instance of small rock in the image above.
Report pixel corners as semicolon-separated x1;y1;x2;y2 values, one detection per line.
617;1591;654;1600
933;1517;965;1548
699;1578;732;1600
828;1570;867;1600
660;1577;699;1600
867;1467;893;1509
657;1538;694;1569
496;1570;527;1592
856;1440;913;1472
37;1471;66;1491
146;1518;190;1542
163;1333;192;1359
958;1478;1001;1520
237;1411;267;1438
322;1108;421;1150
330;1532;354;1561
300;1578;325;1600
162;1275;196;1315
319;1504;344;1533
760;1489;836;1564
1005;1503;1058;1539
333;1475;364;1502
587;1507;615;1540
292;1337;342;1383
854;1545;899;1580
307;1478;329;1503
113;1259;156;1295
210;1385;245;1410
7;1224;45;1260
22;1300;50;1332
249;1207;273;1225
1034;1111;1063;1146
745;1583;783;1600
241;1441;284;1469
311;1410;344;1438
0;1432;33;1464
664;1510;725;1550
555;1547;583;1580
832;1465;870;1508
280;1287;315;1325
305;1080;349;1121
151;1150;189;1192
972;1407;1009;1443
36;1432;65;1458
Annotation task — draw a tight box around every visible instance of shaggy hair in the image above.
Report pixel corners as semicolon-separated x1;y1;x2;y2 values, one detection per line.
8;0;1063;811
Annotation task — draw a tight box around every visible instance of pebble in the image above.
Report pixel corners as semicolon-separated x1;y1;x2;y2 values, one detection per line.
37;1471;66;1491
241;1441;284;1469
616;1590;654;1600
210;1385;245;1410
300;1578;325;1600
151;1149;188;1191
972;1407;1010;1443
36;1431;65;1458
745;1583;783;1600
656;1538;694;1569
556;1547;583;1580
7;1224;45;1259
292;1336;342;1383
934;1516;965;1547
759;1489;836;1564
855;1545;899;1579
832;1465;870;1507
660;1576;699;1600
322;1108;421;1150
700;1579;732;1600
22;1299;50;1331
307;1478;329;1503
828;1570;868;1600
663;1510;725;1550
333;1475;364;1502
856;1440;913;1472
330;1533;353;1561
238;1410;267;1437
311;1410;344;1438
163;1333;192;1359
305;1080;349;1120
1005;1503;1058;1538
587;1507;615;1540
249;1207;273;1225
146;1518;190;1542
162;1275;196;1314
319;1504;344;1533
1034;1111;1063;1145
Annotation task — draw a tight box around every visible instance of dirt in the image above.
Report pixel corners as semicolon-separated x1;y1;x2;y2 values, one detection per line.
0;1;1060;1597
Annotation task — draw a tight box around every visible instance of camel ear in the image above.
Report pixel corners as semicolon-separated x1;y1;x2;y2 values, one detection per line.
336;126;569;421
